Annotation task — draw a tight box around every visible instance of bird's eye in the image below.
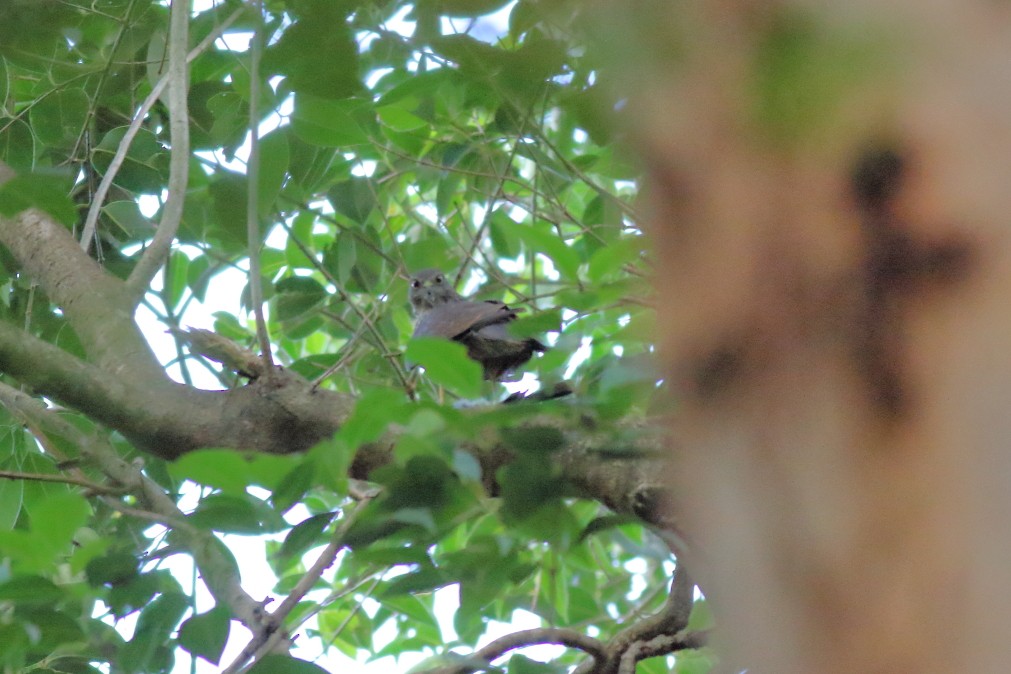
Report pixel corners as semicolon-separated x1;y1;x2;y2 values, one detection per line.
411;280;421;288
434;275;443;284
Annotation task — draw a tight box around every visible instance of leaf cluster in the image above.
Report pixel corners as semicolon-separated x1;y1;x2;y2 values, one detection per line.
0;0;709;672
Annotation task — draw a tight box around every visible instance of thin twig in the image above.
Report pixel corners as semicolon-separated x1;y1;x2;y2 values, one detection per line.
68;0;141;170
79;5;244;255
224;505;364;673
99;497;194;531
316;574;382;654
455;124;528;285
280;224;411;395
0;469;123;494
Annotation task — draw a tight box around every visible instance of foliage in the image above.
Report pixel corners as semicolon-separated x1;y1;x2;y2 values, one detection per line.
0;1;702;672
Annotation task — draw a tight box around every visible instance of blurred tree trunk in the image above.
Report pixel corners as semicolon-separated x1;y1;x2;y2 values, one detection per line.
597;2;1011;672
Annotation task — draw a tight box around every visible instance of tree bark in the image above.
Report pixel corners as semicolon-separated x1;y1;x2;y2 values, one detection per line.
603;1;1011;672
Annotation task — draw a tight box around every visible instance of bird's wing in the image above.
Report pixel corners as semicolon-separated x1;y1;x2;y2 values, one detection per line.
414;300;517;340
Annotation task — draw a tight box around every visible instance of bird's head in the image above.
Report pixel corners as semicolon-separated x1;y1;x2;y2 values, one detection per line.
408;269;463;312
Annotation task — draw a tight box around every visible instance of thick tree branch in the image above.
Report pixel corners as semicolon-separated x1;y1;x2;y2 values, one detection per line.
0;207;162;379
0;318;351;456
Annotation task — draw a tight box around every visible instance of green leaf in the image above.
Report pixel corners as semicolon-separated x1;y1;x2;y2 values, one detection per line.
22;607;85;657
274;276;327;321
256;129;290;216
285;211;316;269
0;476;23;531
507;653;561;674
489;208;522;259
577;514;642;543
189;493;287;534
324;233;355;286
560;85;617;146
91;127;168;193
208;172;250;246
121;593;189;673
377;103;428;132
169;449;254;495
500;425;565;454
277;512;334;562
0;118;35;172
687;598;715;631
0;575;63;605
347;226;385;291
382;566;449;596
587;236;644;283
186;252;213;302
406;337;484;398
265;8;361;99
508;309;560;339
513;223;581;280
400;235;455;274
329;178;377;224
29;87;89;148
675;648;718;674
178;605;231;665
418;0;514;17
162;250;189;311
270;459;318;514
30;491;90;553
292;95;371;147
0;173;77;225
338;388;410;448
309;435;350;496
103;200;155;240
138;591;190;635
498;458;565;521
85;551;139;587
248;655;332;674
382;455;457;511
189;81;249;150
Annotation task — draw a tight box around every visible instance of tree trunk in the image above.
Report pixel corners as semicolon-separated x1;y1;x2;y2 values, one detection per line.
602;1;1011;671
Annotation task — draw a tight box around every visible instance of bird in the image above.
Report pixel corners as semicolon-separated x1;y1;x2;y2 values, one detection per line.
408;269;546;382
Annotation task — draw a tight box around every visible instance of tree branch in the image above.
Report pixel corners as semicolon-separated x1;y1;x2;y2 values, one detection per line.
0;382;272;637
79;5;245;266
244;0;275;372
224;506;364;673
0;307;676;550
125;0;192;300
0;469;124;494
422;627;608;674
573;564;708;674
0;203;162;379
0;317;350;456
